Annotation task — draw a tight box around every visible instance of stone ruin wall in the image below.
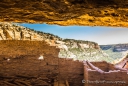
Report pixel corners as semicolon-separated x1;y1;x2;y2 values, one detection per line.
59;58;83;86
0;40;84;86
90;61;115;72
84;61;128;86
1;40;128;86
0;40;59;57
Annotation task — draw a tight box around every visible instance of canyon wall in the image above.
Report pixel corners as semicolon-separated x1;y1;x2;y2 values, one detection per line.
0;22;111;62
100;44;128;52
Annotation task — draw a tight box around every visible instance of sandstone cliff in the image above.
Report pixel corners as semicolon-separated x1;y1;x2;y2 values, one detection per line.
0;22;113;62
59;39;113;62
100;44;128;52
0;22;61;41
100;44;128;62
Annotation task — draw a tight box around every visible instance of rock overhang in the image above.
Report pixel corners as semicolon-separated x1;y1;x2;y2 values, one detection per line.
0;0;128;27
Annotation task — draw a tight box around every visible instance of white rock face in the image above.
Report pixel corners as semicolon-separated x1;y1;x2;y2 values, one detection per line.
6;30;15;39
82;44;90;48
56;41;65;44
57;44;68;51
14;31;21;40
122;50;128;56
0;30;5;40
79;44;90;49
0;22;46;41
62;45;68;51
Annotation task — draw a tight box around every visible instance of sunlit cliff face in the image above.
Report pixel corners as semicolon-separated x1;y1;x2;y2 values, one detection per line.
20;23;128;45
0;0;128;27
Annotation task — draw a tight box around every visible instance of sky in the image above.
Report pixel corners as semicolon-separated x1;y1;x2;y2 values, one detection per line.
19;23;128;45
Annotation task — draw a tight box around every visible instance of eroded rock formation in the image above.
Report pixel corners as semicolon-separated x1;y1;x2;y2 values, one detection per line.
0;22;46;40
0;0;128;27
100;44;128;52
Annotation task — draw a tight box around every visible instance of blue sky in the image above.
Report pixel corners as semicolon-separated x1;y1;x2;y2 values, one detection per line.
19;23;128;45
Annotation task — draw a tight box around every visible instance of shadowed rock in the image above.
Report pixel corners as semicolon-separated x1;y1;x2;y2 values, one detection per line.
0;0;128;27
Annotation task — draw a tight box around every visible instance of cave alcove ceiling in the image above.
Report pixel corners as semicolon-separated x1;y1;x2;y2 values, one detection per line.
0;0;128;27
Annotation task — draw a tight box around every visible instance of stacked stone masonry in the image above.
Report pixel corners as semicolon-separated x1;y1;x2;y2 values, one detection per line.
84;61;128;86
0;40;83;86
0;40;128;86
